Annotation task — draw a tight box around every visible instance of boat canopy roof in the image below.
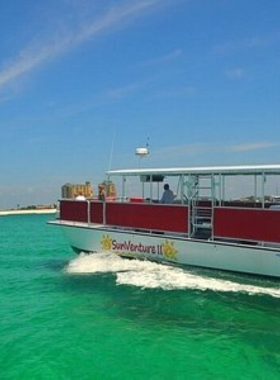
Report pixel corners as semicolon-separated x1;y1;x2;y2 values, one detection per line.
107;164;280;177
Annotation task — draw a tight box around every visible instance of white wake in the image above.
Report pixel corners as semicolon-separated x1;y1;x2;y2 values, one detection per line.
66;252;280;298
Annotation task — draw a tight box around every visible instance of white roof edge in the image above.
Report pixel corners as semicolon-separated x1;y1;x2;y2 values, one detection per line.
107;164;280;176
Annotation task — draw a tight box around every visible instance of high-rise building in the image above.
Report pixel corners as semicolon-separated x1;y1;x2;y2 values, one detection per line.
61;182;93;199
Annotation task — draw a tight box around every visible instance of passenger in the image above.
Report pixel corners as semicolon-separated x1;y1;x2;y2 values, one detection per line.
75;192;86;200
160;184;174;204
98;184;106;201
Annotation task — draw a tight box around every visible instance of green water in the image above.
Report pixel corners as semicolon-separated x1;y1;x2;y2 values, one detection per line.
1;214;280;379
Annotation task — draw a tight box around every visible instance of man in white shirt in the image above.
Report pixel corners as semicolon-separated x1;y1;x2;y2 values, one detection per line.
160;184;174;204
75;192;86;200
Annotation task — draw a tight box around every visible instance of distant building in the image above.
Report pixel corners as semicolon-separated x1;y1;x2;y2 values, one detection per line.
61;182;93;199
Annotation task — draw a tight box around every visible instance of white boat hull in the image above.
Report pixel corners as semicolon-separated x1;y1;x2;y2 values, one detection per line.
52;221;280;278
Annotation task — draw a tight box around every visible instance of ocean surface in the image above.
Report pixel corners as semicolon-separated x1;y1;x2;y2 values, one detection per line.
1;214;280;380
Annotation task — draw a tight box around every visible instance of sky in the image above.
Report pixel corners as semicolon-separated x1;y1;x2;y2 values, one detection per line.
0;0;280;208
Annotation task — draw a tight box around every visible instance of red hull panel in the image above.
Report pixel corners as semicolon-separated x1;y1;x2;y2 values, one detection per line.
106;202;188;233
214;207;280;243
59;200;188;233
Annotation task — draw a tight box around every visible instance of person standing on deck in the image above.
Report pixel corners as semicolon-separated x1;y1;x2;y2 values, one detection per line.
98;184;106;201
160;184;174;204
75;192;86;200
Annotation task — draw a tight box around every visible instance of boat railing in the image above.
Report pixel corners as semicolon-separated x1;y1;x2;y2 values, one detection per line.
59;199;189;234
58;199;280;244
59;199;89;223
213;206;280;244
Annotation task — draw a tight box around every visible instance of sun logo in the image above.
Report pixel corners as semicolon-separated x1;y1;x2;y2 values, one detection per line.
162;240;178;261
101;235;113;251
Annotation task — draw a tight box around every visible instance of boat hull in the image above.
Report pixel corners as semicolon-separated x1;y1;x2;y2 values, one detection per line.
51;221;280;278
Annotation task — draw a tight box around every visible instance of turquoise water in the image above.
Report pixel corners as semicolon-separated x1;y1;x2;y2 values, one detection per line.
1;214;280;379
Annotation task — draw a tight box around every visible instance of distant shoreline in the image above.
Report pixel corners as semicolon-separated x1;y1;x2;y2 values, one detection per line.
0;208;57;216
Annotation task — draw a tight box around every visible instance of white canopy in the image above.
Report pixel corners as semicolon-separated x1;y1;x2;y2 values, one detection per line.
107;164;280;177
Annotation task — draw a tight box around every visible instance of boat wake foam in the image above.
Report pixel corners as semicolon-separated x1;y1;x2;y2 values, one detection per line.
66;252;280;298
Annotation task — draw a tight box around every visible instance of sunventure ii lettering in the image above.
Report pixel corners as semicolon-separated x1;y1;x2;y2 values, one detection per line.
112;240;157;254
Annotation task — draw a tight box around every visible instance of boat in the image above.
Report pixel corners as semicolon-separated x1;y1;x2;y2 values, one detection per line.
49;164;280;278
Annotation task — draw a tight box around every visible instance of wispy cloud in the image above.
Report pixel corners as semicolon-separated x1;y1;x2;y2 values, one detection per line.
149;141;280;162
213;32;280;55
152;143;214;159
149;85;196;100
228;142;280;152
45;80;148;120
0;0;161;90
225;67;245;80
101;82;146;101
0;94;13;104
142;49;183;66
0;42;66;89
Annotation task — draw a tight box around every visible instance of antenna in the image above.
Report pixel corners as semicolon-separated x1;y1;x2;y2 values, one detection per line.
108;128;116;171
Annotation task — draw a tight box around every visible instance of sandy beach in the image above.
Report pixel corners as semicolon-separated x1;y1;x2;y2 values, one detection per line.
0;209;57;216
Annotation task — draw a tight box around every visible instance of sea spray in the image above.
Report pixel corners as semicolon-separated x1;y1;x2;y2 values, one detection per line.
66;252;280;297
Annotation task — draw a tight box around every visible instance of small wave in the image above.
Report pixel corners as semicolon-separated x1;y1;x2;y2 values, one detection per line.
66;252;280;298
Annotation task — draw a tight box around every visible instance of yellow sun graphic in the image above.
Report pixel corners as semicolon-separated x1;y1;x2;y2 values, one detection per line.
162;240;178;261
101;235;113;251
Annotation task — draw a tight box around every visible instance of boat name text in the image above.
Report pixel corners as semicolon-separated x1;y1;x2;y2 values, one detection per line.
112;240;160;254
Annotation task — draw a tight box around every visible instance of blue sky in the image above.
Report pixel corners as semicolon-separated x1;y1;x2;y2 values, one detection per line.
0;0;279;208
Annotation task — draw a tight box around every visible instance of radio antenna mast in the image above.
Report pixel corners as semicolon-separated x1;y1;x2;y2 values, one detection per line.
108;128;116;171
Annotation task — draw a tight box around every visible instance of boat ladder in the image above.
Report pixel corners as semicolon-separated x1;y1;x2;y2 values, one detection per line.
188;175;216;239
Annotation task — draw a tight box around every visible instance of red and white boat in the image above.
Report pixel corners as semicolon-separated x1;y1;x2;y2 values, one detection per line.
50;164;280;278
